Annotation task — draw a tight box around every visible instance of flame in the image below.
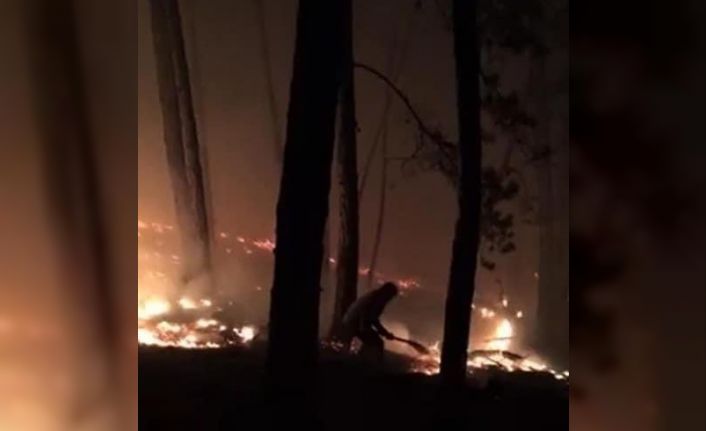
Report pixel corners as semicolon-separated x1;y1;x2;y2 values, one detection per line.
137;292;259;349
487;319;514;351
195;318;219;329
178;297;198;310
138;298;171;320
138;220;261;349
408;318;569;382
233;326;257;343
137;219;567;380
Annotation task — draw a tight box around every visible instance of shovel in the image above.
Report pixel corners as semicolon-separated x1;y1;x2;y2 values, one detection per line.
390;336;432;355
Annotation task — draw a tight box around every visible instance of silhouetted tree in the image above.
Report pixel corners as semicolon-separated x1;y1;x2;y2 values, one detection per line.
429;2;569;364
353;62;521;273
330;0;360;339
439;0;482;386
148;0;212;286
266;0;345;421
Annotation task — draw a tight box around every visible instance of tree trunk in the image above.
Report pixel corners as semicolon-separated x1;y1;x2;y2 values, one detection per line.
265;0;345;418
330;0;360;339
366;128;389;290
254;0;283;165
532;57;569;367
440;0;482;387
148;0;212;287
183;0;218;284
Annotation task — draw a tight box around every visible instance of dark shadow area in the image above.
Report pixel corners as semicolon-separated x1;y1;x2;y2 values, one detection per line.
139;345;567;431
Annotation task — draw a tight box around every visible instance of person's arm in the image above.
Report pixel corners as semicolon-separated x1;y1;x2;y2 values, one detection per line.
372;320;395;340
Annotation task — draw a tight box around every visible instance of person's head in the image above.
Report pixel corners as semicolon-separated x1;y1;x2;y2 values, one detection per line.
380;282;399;300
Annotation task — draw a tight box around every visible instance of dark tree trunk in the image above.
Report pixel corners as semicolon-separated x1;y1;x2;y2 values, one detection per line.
440;0;482;387
266;0;345;418
148;0;212;286
330;0;360;338
183;0;217;270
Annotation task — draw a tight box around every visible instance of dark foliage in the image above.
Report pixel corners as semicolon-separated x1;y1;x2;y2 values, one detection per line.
395;0;566;270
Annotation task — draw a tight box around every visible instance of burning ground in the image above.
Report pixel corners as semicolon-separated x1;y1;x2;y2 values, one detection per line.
139;220;567;430
138;220;568;379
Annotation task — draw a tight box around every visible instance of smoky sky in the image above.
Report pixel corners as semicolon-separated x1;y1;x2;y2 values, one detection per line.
138;0;542;320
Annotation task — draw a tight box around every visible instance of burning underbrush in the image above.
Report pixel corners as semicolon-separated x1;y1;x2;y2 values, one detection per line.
138;220;264;350
138;220;568;383
138;295;258;349
409;345;569;381
371;318;569;382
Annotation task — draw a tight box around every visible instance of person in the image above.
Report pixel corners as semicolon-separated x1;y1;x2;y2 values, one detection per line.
341;282;399;361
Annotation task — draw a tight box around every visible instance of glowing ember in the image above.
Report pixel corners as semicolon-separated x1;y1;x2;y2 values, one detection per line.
479;308;496;319
252;239;275;252
195;318;219;329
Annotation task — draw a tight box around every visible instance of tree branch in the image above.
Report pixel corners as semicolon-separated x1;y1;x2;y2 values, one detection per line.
354;62;451;149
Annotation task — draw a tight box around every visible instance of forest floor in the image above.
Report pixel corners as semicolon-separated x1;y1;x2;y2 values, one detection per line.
139;343;568;431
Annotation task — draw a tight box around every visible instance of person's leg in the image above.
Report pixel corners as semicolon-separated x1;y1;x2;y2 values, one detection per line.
358;329;384;362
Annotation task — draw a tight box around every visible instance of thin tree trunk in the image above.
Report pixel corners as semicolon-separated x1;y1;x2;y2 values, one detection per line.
320;221;332;333
254;0;283;164
440;0;482;387
330;0;360;338
266;0;345;420
358;8;415;199
366;128;389;290
149;0;212;287
184;0;218;282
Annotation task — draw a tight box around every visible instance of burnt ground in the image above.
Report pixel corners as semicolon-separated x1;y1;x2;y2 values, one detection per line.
139;343;568;431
